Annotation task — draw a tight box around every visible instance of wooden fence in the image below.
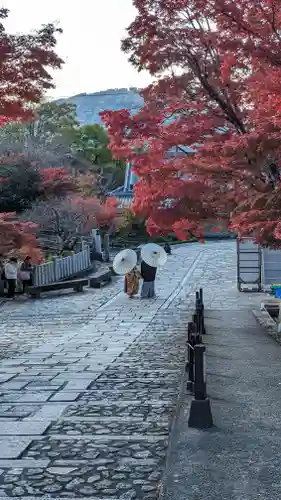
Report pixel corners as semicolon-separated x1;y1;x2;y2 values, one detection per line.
33;245;91;287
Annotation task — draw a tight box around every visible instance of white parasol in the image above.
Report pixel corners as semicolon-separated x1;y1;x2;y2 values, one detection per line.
113;249;137;275
141;243;167;268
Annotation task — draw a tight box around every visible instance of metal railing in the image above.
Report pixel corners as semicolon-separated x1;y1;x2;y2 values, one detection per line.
186;288;213;428
33;246;91;287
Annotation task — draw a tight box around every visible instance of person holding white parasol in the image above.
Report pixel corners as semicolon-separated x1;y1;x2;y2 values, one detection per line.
113;249;141;298
140;244;167;299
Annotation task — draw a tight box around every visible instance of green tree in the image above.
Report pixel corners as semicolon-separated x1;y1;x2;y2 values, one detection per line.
29;101;79;145
72;124;112;164
0;106;125;206
71;124;125;197
0;102;79;165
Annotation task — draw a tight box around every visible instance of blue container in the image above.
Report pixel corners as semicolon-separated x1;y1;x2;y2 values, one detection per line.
274;288;281;298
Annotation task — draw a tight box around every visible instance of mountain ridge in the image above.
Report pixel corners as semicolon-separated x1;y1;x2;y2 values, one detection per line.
57;88;143;124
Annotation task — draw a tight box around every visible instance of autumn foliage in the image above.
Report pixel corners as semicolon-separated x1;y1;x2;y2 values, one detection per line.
0;8;63;123
62;195;118;231
102;0;281;247
0;213;42;262
0;163;76;256
0;158;117;256
0;8;66;257
0;157;77;211
40;168;77;198
99;197;119;229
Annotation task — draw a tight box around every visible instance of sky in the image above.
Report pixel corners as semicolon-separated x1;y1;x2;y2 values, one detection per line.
2;0;152;98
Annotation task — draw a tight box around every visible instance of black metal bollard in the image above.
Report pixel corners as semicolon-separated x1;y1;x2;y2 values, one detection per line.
187;321;194;340
196;289;206;335
199;288;203;308
194;344;207;400
188;344;213;429
194;307;202;335
195;303;202;335
199;303;205;335
186;343;195;392
186;322;195;392
186;319;203;392
200;303;206;335
189;317;202;343
192;312;199;333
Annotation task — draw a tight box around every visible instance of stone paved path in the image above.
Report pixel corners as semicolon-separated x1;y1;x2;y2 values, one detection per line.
0;271;123;361
0;242;265;499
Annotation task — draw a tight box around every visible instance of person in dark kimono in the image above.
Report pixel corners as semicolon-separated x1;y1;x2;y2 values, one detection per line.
140;260;157;298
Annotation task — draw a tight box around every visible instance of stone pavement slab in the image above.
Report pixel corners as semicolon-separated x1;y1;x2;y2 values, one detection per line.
0;437;32;459
162;309;281;500
0;421;50;436
0;460;50;468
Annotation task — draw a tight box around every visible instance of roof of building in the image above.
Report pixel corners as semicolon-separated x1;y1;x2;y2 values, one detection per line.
108;145;196;198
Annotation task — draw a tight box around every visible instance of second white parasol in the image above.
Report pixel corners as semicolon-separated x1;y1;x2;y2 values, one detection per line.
141;243;167;268
113;249;138;275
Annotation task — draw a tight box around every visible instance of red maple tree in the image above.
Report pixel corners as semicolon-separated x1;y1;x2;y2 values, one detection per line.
0;213;42;261
40;168;77;198
98;197;118;229
0;8;63;257
0;8;63;124
101;0;281;246
66;195;117;230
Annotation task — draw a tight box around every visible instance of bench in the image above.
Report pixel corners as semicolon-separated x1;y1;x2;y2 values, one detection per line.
28;278;89;298
89;270;112;289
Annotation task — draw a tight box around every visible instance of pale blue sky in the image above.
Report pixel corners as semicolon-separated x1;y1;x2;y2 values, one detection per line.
3;0;152;97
